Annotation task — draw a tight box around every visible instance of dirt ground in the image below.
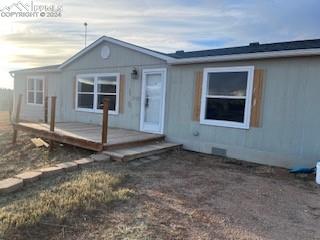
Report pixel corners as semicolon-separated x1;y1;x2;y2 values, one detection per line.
2;150;318;240
0;111;319;239
0;111;92;179
70;152;319;240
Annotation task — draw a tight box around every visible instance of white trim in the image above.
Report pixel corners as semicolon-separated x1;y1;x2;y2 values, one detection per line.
168;48;320;65
206;95;247;99
200;66;254;129
140;68;167;134
26;76;45;106
75;73;120;115
12;69;60;74
59;36;174;69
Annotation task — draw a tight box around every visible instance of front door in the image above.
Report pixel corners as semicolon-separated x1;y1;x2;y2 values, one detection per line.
140;68;166;134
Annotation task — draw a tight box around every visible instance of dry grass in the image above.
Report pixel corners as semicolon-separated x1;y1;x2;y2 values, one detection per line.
0;111;10;131
0;170;133;237
0;130;92;180
0;112;92;180
0;108;318;240
0;148;319;239
69;151;319;240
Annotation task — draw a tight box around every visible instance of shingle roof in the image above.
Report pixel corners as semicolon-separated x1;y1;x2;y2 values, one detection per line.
11;38;320;74
167;39;320;59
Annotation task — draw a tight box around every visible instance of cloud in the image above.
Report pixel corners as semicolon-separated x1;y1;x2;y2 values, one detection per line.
0;0;320;88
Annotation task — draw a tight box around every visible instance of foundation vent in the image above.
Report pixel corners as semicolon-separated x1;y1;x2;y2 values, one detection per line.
211;147;227;157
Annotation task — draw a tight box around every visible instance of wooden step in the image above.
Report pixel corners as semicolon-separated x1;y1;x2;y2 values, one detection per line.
103;142;182;162
103;135;165;150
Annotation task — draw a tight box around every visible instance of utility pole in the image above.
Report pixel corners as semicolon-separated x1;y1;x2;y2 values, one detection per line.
84;22;88;47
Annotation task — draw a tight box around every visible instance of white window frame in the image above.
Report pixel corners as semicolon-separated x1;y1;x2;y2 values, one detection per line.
75;73;120;115
27;76;45;106
200;66;254;129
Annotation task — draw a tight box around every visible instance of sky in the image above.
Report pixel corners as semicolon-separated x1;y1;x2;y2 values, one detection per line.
0;0;319;89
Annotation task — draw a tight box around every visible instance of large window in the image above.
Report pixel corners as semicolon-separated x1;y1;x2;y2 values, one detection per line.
76;73;119;114
200;66;254;129
27;77;44;105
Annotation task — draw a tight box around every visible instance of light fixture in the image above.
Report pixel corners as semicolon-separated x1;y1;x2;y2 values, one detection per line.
131;67;138;80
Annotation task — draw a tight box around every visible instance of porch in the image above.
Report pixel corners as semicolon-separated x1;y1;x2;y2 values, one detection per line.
11;95;165;152
12;121;164;151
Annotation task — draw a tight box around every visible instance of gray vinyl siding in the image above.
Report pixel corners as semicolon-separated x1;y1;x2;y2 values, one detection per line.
164;56;320;168
13;39;320;168
13;41;166;129
57;41;167;130
59;65;166;130
13;72;61;122
62;41;165;71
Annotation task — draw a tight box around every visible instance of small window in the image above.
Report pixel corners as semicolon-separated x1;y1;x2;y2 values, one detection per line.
27;77;44;105
200;66;254;129
76;73;119;114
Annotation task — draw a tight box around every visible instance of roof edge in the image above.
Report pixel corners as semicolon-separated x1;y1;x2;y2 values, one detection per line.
58;36;174;69
10;65;61;74
168;48;320;65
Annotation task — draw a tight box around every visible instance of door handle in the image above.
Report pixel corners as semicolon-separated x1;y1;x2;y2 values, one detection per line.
145;95;149;107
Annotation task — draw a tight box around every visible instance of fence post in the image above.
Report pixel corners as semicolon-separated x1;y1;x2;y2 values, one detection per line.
101;98;109;146
50;96;56;132
12;94;22;144
44;96;48;123
49;96;56;151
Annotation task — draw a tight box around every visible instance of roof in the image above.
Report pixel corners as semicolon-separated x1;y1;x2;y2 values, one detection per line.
10;64;61;74
10;37;320;74
168;39;320;59
58;36;174;69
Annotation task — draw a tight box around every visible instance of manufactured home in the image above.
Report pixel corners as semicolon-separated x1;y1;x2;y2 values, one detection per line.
10;36;320;168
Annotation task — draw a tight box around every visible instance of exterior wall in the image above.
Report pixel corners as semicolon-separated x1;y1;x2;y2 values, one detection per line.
13;39;320;169
13;41;166;130
58;41;167;130
13;72;61;122
164;56;320;168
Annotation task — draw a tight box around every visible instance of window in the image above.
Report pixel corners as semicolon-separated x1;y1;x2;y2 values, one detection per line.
200;66;254;129
27;77;44;105
76;73;120;114
97;76;117;111
77;76;94;109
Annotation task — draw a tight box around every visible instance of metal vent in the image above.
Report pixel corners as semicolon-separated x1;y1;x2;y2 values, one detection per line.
211;147;227;157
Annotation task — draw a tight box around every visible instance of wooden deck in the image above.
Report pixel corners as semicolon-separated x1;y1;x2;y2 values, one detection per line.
12;122;165;151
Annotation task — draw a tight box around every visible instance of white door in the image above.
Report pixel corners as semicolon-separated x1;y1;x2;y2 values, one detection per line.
140;68;166;134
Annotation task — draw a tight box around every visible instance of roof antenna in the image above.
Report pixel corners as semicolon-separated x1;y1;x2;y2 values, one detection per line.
84;22;88;47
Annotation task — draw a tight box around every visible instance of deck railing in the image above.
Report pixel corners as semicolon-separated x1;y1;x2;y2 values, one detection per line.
12;94;110;151
101;98;109;146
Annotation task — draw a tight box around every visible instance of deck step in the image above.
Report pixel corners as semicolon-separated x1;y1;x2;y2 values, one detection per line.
103;142;182;162
104;135;165;150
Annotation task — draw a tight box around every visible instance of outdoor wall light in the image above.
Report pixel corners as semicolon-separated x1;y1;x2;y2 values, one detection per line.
131;67;138;80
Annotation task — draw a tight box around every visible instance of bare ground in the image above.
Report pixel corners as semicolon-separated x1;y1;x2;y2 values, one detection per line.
0;111;92;179
69;151;319;240
1;150;318;240
0;111;319;239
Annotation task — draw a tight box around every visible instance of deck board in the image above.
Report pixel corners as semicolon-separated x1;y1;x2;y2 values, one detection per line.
13;121;164;151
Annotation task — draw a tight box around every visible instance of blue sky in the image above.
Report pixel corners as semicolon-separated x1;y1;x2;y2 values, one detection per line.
0;0;320;88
